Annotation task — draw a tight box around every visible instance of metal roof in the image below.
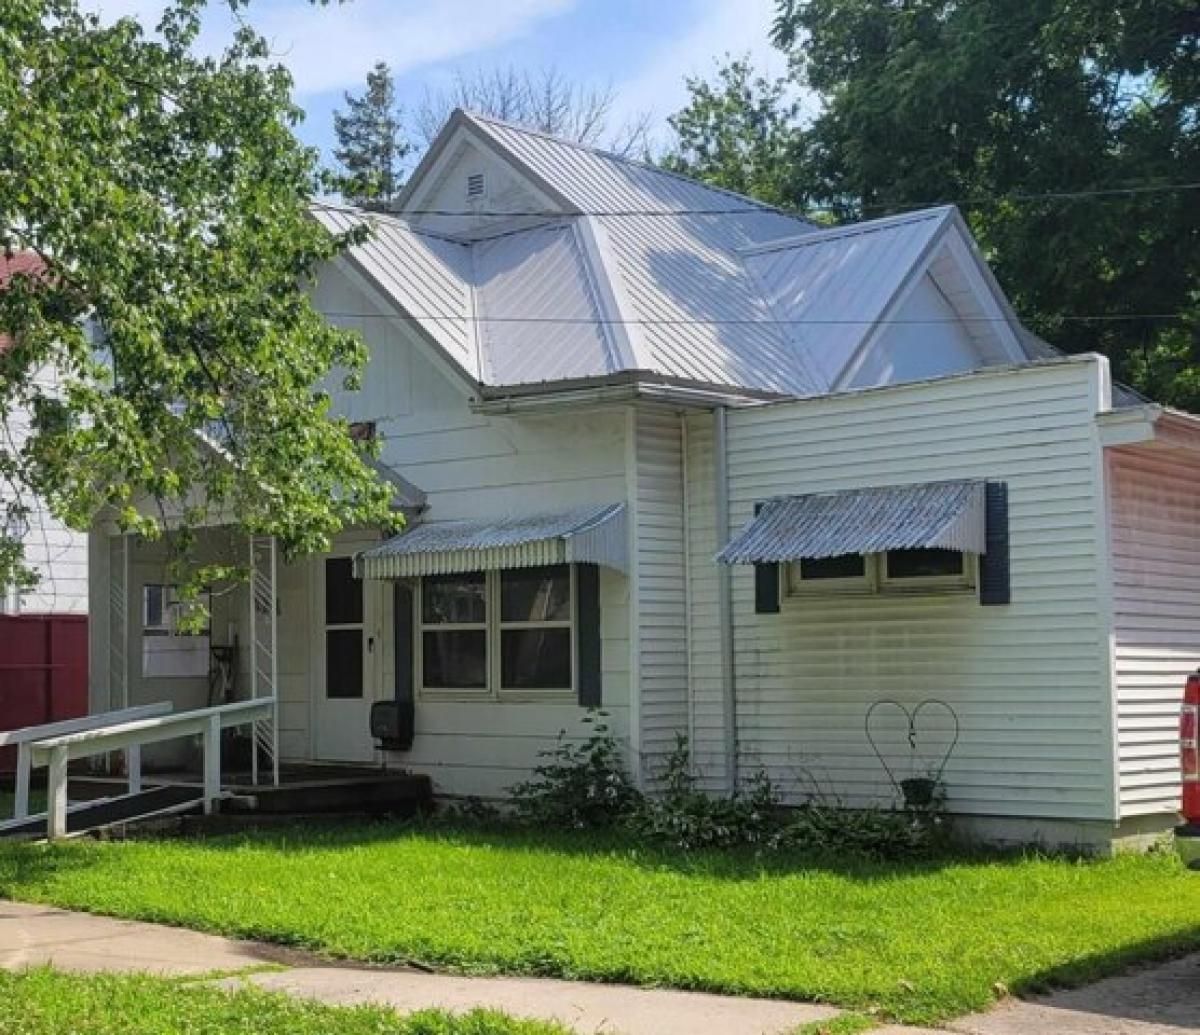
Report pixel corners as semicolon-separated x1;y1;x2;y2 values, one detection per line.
717;480;987;564
467;112;786;215
318;114;1041;399
740;209;951;388
363;456;427;514
598;212;824;396
313;205;480;379
356;503;628;579
472;221;617;384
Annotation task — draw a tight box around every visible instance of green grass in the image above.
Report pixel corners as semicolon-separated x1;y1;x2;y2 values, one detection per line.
0;968;569;1035
0;788;47;818
794;1015;878;1035
1;823;1197;1025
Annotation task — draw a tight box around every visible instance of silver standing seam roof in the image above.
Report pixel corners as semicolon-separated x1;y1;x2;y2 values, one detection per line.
717;481;987;564
316;110;1043;399
356;503;628;579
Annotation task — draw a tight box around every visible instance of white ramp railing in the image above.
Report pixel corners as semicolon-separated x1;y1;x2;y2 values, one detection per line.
0;703;173;822
26;697;275;840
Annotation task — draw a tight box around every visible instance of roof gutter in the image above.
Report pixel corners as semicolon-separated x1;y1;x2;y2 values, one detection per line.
472;375;784;415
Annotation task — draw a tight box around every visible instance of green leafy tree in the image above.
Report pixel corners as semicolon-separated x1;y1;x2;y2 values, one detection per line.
0;0;394;597
662;58;800;208
334;61;410;210
671;3;1200;406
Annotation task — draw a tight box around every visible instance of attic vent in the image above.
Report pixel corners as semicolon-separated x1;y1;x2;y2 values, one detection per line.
466;173;486;200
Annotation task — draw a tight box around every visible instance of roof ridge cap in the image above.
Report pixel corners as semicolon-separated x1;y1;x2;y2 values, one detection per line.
462;109;811;220
740;206;955;256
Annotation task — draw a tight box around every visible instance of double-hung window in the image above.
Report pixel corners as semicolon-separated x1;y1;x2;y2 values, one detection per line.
786;549;977;598
418;565;575;700
420;572;488;692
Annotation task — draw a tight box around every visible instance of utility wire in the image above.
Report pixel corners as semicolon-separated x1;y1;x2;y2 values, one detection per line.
315;181;1200;220
318;310;1192;327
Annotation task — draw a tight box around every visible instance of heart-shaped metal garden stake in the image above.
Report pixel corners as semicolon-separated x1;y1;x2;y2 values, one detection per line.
865;699;960;807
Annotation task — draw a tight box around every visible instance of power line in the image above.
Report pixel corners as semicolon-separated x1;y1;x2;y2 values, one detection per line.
864;181;1200;213
319;309;1192;327
316;181;1200;221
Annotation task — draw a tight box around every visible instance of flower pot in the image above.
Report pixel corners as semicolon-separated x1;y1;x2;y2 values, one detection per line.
900;777;937;809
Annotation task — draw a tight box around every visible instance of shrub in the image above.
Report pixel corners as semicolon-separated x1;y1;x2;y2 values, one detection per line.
508;725;947;858
774;802;947;859
630;736;784;850
509;713;641;829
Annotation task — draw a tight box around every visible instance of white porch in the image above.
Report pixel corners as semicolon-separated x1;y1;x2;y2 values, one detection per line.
89;525;281;782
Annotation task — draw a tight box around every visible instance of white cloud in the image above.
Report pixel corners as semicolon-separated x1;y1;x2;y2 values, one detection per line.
607;0;789;148
86;0;577;97
255;0;576;96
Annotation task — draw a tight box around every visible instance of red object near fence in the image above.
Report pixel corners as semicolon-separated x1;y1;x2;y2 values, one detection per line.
1183;672;1200;824
0;614;88;772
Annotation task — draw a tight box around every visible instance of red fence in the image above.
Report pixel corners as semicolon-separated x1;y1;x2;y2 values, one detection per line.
0;614;88;772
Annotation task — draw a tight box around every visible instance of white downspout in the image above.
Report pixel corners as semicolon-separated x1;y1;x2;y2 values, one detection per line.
714;406;738;794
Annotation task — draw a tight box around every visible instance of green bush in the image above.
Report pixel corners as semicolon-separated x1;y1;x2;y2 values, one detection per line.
774;802;947;859
631;737;784;850
509;713;641;829
509;721;946;858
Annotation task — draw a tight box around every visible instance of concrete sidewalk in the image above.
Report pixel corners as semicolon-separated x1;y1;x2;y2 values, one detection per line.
0;900;837;1035
2;900;1197;1034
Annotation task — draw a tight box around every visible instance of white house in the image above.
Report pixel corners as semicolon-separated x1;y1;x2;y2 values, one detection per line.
1;253;89;618
87;110;1199;851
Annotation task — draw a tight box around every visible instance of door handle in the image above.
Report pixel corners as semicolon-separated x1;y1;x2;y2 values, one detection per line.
368;635;375;653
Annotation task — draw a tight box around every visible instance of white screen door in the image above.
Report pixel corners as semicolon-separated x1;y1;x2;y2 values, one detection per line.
313;551;384;761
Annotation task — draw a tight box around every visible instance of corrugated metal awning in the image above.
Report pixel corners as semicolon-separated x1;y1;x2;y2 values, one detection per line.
717;480;986;565
356;503;628;579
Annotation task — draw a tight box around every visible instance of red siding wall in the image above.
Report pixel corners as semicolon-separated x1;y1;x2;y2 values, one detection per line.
0;615;88;771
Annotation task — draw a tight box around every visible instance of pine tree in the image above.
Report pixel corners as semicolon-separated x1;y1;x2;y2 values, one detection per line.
333;62;410;210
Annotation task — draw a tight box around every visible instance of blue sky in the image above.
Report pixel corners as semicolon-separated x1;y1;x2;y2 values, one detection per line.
94;0;788;164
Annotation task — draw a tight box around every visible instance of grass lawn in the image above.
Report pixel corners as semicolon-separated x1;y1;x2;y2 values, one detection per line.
0;967;570;1035
1;823;1197;1025
0;788;47;818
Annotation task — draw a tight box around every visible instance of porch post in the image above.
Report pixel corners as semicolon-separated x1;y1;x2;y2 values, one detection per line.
46;745;69;840
13;743;31;820
269;535;279;786
202;712;221;814
248;533;280;787
248;534;258;787
109;533;130;713
106;532;131;777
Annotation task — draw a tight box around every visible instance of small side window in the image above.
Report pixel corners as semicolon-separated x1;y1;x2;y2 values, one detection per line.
881;549;975;591
787;553;873;595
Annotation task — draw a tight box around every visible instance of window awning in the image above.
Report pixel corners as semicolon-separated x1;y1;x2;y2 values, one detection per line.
717;480;987;565
356;503;628;579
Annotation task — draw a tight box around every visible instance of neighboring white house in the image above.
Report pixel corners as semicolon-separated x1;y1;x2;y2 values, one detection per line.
1;253;89;618
87;110;1198;851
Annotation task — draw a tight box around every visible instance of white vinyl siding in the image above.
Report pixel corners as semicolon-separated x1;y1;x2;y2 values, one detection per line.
308;264;632;797
682;411;729;792
1107;445;1200;818
687;359;1114;820
2;365;88;615
631;406;690;783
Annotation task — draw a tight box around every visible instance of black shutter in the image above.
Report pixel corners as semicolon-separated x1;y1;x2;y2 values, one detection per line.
576;563;603;707
753;502;780;614
391;582;416;748
980;481;1011;606
394;582;415;702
